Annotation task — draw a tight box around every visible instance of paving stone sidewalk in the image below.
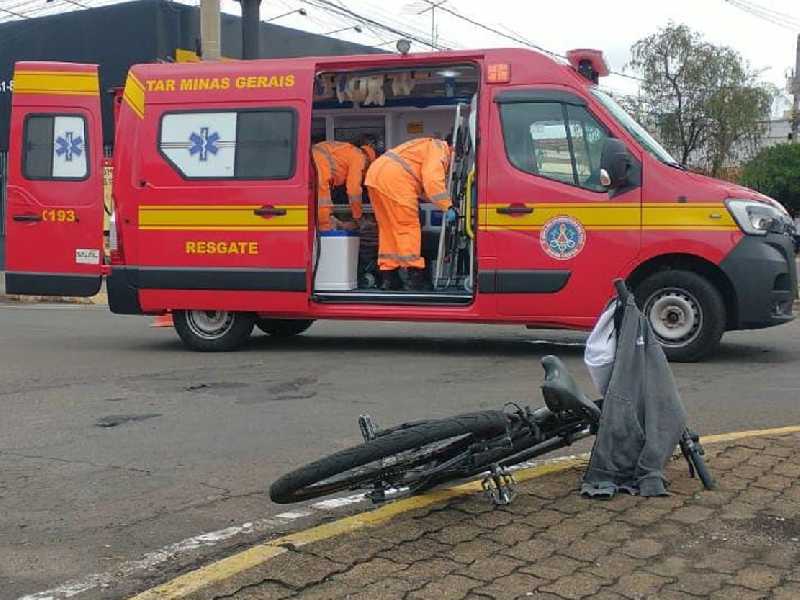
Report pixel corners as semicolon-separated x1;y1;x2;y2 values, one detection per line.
195;433;800;600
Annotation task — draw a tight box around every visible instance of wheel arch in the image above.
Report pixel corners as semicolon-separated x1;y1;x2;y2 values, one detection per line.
625;253;737;330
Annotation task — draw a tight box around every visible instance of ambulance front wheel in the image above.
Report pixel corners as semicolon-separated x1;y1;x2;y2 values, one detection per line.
173;310;255;352
256;318;315;338
634;270;725;363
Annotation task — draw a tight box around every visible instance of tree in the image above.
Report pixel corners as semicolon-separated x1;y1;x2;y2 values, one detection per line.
740;144;800;216
628;23;774;175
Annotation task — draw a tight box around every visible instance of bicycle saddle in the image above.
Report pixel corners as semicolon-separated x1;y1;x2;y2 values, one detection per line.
540;355;602;424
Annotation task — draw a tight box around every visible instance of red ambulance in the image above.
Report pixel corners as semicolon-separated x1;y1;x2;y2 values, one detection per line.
4;48;797;360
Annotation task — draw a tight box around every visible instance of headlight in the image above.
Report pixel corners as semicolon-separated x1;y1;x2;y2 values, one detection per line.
725;199;786;236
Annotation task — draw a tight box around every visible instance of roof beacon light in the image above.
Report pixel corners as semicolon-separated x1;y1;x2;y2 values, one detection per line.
566;49;609;84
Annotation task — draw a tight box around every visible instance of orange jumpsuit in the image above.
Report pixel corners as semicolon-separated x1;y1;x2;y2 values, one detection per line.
364;138;452;271
312;141;373;230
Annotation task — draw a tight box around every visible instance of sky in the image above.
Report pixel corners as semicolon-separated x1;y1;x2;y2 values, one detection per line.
217;0;799;115
2;0;795;114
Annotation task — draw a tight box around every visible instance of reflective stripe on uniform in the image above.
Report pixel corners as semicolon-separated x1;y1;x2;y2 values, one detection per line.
348;194;362;204
429;191;450;203
384;151;422;186
318;197;333;205
313;144;338;178
379;253;422;261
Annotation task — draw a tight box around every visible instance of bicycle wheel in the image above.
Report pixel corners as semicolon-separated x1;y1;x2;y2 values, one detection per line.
269;411;509;504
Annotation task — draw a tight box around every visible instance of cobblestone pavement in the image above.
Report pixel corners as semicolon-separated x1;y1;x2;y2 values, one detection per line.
189;433;800;600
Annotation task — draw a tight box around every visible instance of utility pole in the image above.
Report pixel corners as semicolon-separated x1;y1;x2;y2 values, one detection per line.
200;0;221;60
793;33;800;144
418;0;447;48
239;0;263;59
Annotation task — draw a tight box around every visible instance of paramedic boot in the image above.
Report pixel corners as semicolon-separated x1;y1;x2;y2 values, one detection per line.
380;269;402;291
401;268;432;291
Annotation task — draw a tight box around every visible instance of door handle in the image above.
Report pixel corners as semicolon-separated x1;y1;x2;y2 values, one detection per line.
496;204;534;215
253;205;287;217
13;214;43;223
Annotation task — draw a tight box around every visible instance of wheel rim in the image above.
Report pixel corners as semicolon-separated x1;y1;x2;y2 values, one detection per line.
644;288;703;348
185;310;235;340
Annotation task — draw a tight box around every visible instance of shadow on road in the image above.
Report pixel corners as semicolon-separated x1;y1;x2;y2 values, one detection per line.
126;330;791;364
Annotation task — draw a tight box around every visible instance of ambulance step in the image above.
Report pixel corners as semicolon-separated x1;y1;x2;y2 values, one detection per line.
312;291;472;305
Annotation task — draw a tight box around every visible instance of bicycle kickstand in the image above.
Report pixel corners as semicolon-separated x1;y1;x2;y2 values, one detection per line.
482;463;517;506
358;415;390;504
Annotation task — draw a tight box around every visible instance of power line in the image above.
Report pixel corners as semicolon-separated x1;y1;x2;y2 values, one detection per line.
723;0;800;30
301;0;445;50
434;3;562;58
428;3;646;83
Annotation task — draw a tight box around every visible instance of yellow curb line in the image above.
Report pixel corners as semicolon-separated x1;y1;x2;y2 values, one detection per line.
128;425;800;600
701;424;800;445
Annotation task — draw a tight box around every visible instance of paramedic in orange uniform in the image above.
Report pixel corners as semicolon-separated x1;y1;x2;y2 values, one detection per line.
312;137;377;231
364;137;454;290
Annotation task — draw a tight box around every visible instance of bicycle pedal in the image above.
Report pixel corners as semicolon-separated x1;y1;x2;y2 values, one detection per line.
481;469;517;506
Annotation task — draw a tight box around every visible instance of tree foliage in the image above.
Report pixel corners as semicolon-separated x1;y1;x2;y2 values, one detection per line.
740;143;800;216
628;23;774;175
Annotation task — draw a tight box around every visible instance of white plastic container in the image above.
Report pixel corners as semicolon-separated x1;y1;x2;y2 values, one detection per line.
314;230;360;291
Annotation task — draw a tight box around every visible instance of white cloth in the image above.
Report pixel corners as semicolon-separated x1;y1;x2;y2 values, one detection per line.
584;301;618;397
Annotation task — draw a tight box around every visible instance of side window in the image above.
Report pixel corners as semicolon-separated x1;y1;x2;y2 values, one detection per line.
24;115;88;180
500;102;610;192
567;105;608;191
159;110;296;180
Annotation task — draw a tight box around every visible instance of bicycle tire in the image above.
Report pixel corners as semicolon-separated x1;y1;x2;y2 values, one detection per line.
269;411;509;504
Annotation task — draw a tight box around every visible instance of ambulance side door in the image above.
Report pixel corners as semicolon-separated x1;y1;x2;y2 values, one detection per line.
4;63;105;296
484;88;642;320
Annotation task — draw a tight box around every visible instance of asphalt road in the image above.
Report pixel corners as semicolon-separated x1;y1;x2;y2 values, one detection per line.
1;304;799;599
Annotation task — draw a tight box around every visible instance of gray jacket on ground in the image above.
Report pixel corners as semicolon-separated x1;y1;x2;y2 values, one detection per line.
582;295;687;497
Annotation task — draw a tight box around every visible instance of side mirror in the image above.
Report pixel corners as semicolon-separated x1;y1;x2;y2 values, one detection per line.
600;138;633;190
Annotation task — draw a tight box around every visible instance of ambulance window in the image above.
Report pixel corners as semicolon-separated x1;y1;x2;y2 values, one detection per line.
23;115;89;180
236;111;295;178
566;105;610;192
159;109;296;180
500;102;609;192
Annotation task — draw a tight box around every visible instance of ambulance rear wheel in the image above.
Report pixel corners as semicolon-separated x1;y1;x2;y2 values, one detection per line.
256;318;314;338
174;310;255;352
634;270;725;363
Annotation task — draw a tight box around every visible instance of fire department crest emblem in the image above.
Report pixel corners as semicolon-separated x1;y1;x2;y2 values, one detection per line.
540;216;586;260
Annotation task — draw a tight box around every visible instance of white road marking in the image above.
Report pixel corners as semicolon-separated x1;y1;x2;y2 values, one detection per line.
274;510;313;520
311;493;367;510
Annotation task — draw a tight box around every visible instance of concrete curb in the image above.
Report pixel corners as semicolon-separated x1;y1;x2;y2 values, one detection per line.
126;424;800;600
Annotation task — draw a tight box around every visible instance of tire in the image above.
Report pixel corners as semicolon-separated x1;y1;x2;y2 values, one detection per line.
634;270;725;362
269;411;510;504
173;310;255;352
256;318;314;337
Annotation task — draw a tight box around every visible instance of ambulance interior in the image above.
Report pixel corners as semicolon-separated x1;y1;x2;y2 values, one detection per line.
310;63;479;302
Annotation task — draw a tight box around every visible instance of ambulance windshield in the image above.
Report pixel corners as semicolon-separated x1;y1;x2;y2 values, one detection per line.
590;89;679;167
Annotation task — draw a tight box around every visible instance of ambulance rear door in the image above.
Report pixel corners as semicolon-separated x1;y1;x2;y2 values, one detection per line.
4;62;105;296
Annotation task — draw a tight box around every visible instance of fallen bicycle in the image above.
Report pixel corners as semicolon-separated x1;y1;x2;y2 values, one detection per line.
271;280;715;506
